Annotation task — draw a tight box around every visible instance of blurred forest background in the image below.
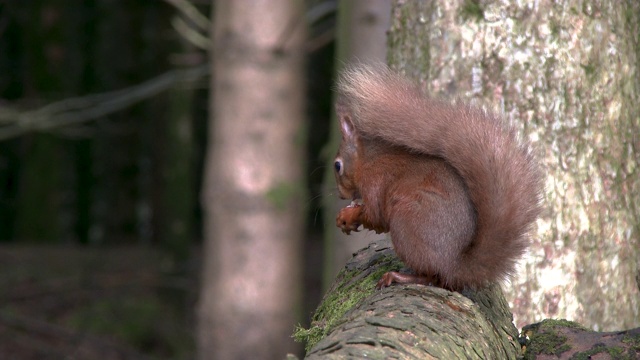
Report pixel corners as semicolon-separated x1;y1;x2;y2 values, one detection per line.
0;0;338;358
1;1;639;359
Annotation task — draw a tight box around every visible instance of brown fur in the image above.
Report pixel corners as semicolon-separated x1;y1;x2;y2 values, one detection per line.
334;64;543;289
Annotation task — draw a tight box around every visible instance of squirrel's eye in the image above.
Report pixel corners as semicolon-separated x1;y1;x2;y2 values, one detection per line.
334;159;343;175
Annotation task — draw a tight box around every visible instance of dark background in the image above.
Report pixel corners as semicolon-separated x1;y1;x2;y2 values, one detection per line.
0;1;335;358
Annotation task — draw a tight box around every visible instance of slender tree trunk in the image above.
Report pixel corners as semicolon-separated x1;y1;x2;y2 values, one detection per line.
322;0;391;287
386;0;640;331
198;1;306;359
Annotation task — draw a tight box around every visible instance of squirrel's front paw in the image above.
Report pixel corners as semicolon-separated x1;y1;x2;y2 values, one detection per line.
336;204;363;235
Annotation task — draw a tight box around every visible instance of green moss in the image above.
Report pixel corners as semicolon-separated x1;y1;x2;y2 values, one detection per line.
542;318;588;330
523;322;640;360
527;331;569;357
293;268;362;351
293;254;404;352
293;267;374;352
460;0;484;22
550;21;561;37
292;324;322;350
580;62;596;77
522;319;584;359
622;333;640;351
572;344;632;360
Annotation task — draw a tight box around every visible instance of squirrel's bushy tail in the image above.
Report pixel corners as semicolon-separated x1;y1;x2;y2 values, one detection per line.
338;64;543;288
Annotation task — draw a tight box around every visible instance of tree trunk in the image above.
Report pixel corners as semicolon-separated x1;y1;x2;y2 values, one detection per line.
387;0;640;331
198;1;306;359
322;0;392;288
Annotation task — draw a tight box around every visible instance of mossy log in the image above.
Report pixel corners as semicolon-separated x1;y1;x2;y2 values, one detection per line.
295;238;522;359
522;319;640;359
294;238;640;359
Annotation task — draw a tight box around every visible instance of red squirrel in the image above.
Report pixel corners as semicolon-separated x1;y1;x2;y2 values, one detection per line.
334;64;543;290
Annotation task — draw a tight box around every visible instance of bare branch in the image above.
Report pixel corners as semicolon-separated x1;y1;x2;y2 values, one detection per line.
171;16;210;50
0;65;209;141
163;0;210;31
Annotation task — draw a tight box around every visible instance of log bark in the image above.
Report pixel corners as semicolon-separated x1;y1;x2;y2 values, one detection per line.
297;238;521;359
296;239;640;359
522;319;640;359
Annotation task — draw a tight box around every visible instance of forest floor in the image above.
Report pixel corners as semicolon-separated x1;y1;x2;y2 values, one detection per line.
0;245;198;360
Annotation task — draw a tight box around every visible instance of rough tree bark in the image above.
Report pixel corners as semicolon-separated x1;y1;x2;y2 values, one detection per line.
198;0;306;359
387;0;640;331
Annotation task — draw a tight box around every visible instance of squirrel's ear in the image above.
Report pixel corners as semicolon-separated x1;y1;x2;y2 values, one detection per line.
339;112;356;140
336;97;355;140
336;102;357;140
336;96;358;142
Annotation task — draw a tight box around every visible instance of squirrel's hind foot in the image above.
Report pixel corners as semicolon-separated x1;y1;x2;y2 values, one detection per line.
375;271;458;291
376;271;437;290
